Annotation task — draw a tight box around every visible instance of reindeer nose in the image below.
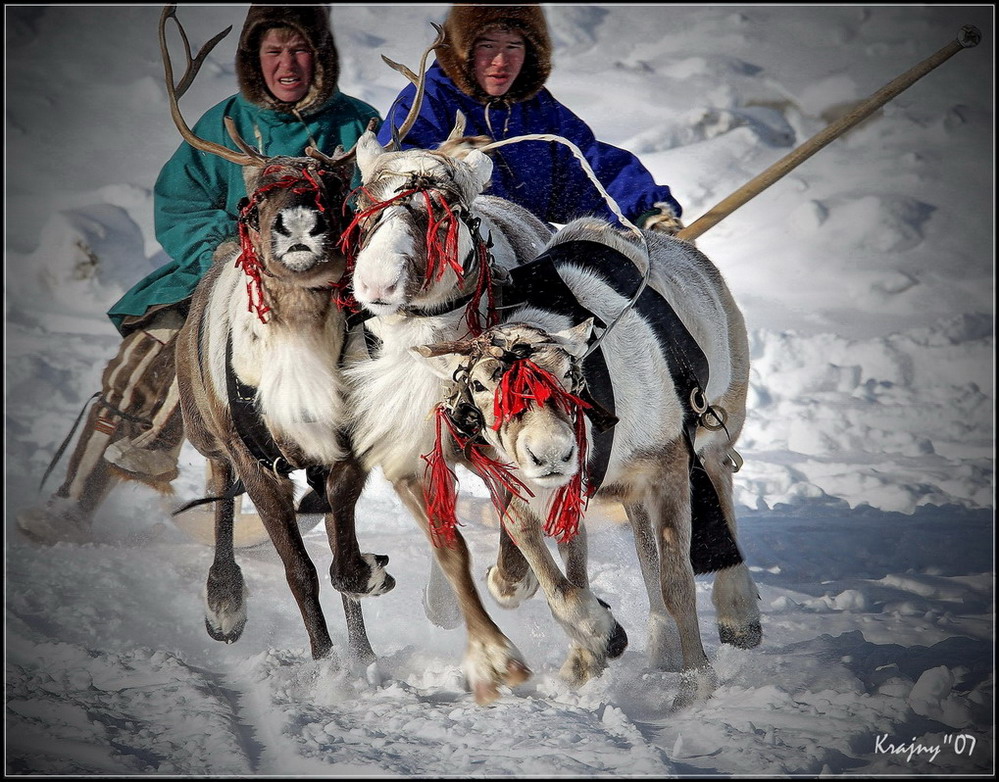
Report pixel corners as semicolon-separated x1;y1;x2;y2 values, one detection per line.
355;277;399;304
524;440;576;470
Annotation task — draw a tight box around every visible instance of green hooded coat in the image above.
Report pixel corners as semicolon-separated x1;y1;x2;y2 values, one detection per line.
108;5;380;334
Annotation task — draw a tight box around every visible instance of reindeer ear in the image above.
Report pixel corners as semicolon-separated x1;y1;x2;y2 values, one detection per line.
462;149;494;195
550;318;594;359
355;131;385;182
409;345;467;380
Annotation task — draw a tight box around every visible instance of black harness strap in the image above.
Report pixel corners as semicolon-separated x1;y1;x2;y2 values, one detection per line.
506;240;743;574
172;338;331;516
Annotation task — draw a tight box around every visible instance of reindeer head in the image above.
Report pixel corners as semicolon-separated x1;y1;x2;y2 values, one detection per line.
415;320;594;490
339;26;497;320
160;5;359;311
236;156;354;290
344;136;495;317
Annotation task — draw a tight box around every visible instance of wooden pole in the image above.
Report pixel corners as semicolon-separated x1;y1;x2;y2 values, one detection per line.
676;25;982;242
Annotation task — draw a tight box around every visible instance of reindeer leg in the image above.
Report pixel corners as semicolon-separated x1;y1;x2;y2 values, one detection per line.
234;451;333;660
701;448;762;649
324;457;395;598
486;517;540;609
502;502;625;687
423;554;461;630
394;476;530;706
341;595;376;668
624;501;682;672
556;525;627;672
323;456;393;665
649;453;716;708
203;457;247;644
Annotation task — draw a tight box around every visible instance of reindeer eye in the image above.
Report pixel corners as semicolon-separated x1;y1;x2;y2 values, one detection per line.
471;380;487;393
309;213;328;236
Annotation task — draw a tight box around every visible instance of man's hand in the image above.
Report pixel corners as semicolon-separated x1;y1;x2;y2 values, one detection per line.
642;202;685;235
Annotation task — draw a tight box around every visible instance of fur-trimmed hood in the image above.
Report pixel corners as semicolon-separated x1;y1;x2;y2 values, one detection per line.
436;4;551;104
236;5;340;115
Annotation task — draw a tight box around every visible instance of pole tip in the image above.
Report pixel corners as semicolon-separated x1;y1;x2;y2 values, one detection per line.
958;25;982;48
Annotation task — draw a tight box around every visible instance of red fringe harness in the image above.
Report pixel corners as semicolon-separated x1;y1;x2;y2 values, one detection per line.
422;357;593;547
338;186;496;335
236;164;350;323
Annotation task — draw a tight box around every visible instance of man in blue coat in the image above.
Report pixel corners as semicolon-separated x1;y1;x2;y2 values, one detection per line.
378;3;684;233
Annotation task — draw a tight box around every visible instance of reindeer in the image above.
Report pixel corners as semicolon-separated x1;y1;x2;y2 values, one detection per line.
412;217;762;705
331;63;575;699
160;6;392;665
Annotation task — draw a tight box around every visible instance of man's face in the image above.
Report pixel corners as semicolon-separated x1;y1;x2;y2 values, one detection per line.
259;28;314;104
472;30;526;97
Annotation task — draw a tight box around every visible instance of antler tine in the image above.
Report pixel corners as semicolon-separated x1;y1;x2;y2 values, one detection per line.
159;5;263;168
380;55;419;86
413;337;480;359
307;116;379;166
388;22;448;149
166;5;232;99
449;110;467;140
223;116;269;164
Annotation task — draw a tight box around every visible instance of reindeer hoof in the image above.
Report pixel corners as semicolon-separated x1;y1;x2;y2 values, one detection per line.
719;620;762;649
505;658;531;688
205;615;245;645
472;680;501;706
672;666;718;710
486;565;539;609
463;639;531;705
607;620;628;659
331;553;395;598
203;564;247;644
594;597;628;659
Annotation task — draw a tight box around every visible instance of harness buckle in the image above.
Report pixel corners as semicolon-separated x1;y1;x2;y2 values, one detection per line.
690;387;708;415
699;404;728;432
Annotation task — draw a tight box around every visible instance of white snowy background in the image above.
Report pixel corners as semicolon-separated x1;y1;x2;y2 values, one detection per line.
4;3;994;777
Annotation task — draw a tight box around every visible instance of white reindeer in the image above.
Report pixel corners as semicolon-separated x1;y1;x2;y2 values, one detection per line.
338;114;567;702
161;7;392;665
413;218;762;704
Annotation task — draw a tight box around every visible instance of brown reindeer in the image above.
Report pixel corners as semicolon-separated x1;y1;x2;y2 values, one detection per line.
160;6;392;664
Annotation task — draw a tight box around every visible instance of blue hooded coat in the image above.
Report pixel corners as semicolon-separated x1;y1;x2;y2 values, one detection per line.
377;4;681;229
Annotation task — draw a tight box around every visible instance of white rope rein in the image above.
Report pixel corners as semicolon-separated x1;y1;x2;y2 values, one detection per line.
477;133;651;358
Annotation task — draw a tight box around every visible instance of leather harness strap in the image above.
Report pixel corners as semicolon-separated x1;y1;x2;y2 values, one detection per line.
505;240;743;574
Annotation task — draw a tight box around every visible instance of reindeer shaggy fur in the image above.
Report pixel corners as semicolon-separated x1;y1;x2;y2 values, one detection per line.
176;156;395;665
415;218;762;704
342;130;556;703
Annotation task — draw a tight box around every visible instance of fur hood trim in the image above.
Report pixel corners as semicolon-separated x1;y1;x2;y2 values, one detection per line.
436;4;551;104
236;5;340;115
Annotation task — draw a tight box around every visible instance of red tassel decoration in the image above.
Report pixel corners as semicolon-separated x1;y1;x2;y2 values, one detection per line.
237;164;348;323
544;410;593;543
491;358;593;543
466;439;534;524
236;216;271;324
421;406;463;547
422;191;464;289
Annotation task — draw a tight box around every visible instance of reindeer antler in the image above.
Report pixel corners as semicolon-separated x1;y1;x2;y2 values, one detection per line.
305;117;380;167
384;22;447;149
160;4;267;167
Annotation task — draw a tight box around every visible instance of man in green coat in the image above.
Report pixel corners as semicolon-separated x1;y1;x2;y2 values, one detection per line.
18;5;380;543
